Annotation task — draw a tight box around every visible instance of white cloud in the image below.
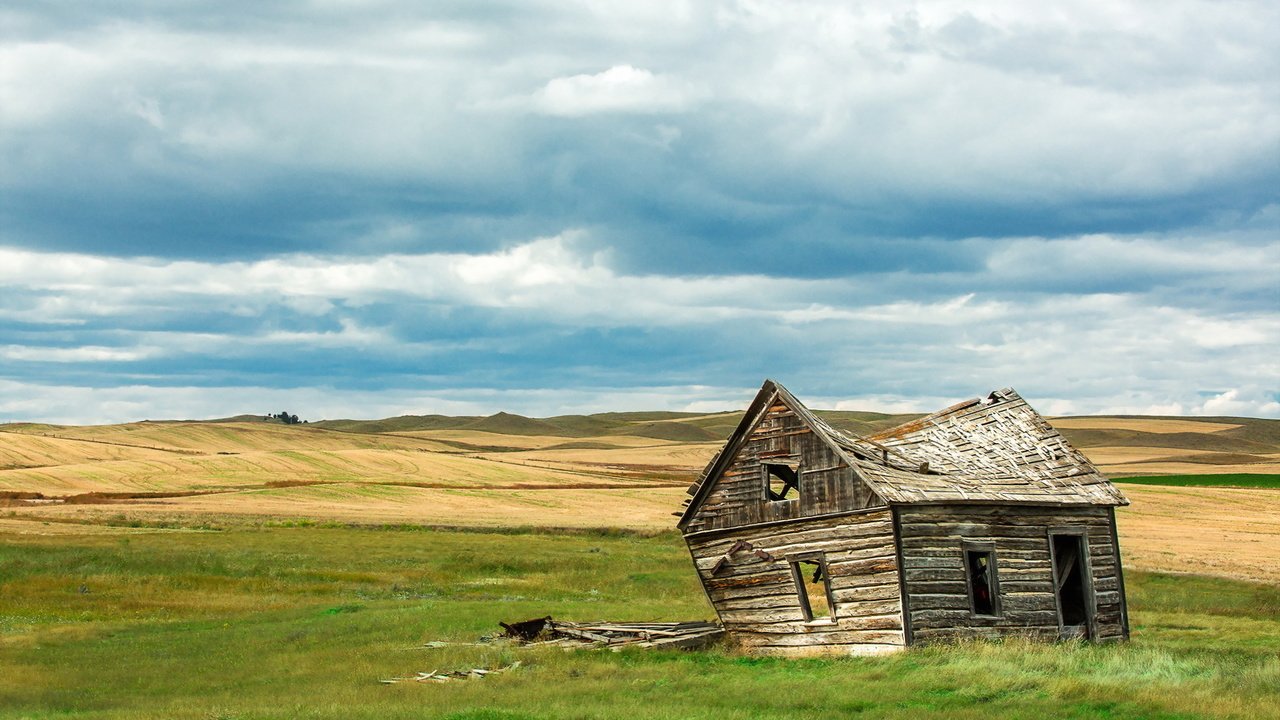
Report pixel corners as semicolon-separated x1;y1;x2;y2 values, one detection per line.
532;65;691;116
0;345;161;363
827;396;956;415
1198;388;1280;418
2;2;1275;205
986;233;1280;285
1;228;1276;421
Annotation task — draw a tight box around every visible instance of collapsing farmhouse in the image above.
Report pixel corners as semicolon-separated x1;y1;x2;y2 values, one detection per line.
676;380;1130;656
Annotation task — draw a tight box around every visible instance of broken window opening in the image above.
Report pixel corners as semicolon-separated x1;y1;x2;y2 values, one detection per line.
764;463;799;501
789;556;835;622
964;547;1000;617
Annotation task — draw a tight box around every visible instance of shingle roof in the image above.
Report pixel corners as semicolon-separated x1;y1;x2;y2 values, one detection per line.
853;387;1127;505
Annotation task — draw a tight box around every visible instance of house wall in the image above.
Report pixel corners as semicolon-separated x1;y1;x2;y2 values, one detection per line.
685;509;905;656
896;504;1127;643
684;398;882;535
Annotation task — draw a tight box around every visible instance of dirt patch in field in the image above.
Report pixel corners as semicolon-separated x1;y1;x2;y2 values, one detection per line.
1116;485;1280;583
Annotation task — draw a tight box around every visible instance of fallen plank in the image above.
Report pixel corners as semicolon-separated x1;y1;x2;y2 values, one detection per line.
499;616;724;650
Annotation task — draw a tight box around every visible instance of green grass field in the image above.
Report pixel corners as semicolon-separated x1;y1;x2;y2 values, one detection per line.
1115;474;1280;489
2;520;1278;719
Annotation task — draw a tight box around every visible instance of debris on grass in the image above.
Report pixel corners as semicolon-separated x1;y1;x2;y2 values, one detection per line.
381;661;522;685
499;616;723;650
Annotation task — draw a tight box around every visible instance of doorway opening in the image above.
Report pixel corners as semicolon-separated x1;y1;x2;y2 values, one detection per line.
1051;533;1092;639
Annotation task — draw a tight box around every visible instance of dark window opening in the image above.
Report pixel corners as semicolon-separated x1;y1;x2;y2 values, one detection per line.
965;549;999;617
1052;534;1090;630
790;557;834;622
765;463;799;501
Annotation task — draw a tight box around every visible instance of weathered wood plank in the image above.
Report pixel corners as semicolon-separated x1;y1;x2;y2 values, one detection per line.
688;510;893;554
910;626;1059;643
734;628;905;647
694;544;896;575
912;601;1055;623
709;576;902;607
746;642;904;657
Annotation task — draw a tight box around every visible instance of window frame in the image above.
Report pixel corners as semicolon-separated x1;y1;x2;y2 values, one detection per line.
761;461;801;503
961;540;1003;619
787;551;838;625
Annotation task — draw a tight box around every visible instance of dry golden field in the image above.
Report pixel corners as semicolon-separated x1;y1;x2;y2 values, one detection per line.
3;410;1279;583
1049;417;1242;434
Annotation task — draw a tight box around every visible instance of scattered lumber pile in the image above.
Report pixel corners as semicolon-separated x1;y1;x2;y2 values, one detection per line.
381;661;521;685
499;616;723;650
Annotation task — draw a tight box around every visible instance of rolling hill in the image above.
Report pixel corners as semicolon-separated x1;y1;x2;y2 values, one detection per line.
2;408;1278;583
0;407;1273;509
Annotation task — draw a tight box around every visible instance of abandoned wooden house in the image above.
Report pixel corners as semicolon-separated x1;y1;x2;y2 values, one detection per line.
676;380;1130;656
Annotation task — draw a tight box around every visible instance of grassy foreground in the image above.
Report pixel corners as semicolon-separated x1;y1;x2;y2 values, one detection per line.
2;520;1279;719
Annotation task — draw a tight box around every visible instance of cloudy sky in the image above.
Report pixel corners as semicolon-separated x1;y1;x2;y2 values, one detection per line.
1;0;1277;424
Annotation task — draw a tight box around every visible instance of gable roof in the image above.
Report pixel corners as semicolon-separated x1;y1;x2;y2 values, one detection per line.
678;380;1127;530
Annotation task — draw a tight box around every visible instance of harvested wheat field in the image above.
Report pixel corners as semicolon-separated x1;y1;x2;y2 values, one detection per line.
0;448;670;496
1115;485;1280;583
1050;417;1243;434
4;411;1280;584
1;421;455;454
402;429;695;451
10;483;690;530
0;431;183;471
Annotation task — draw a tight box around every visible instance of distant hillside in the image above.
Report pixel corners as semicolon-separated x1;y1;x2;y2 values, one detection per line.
312;408;926;443
312;415;481;434
314;410;735;440
1053;416;1280;456
615;421;720;442
812;410;925;437
8;408;1277;482
464;412;570;436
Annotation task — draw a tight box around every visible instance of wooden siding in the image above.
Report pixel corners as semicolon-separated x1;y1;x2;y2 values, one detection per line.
896;504;1127;643
684;399;883;534
686;509;905;656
